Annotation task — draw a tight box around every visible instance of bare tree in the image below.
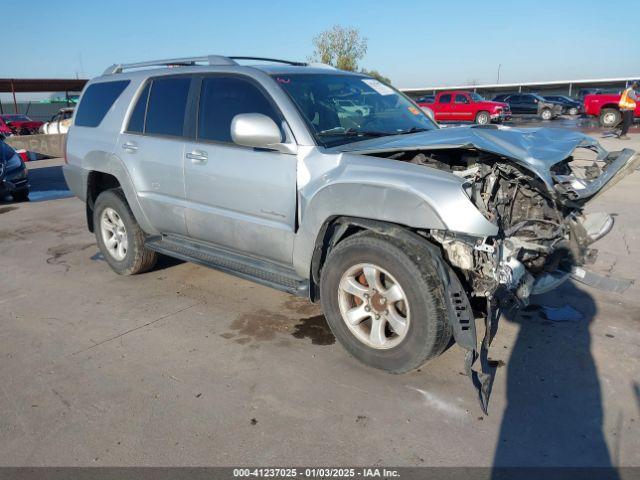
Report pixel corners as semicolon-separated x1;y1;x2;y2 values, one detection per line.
310;25;368;71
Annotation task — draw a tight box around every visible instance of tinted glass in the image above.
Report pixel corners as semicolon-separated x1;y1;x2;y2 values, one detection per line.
454;94;469;104
198;76;280;143
439;94;451;104
75;81;129;127
145;77;191;137
127;83;150;133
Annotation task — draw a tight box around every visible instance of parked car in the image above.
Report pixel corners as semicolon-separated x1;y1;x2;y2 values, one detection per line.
543;95;582;115
64;55;638;410
40;107;74;134
577;88;604;101
0;117;12;139
583;93;640;127
0;114;43;135
492;93;562;120
0;139;29;201
417;90;511;124
414;95;434;104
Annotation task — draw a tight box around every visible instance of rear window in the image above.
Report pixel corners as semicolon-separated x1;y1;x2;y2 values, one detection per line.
75;80;130;127
144;77;191;137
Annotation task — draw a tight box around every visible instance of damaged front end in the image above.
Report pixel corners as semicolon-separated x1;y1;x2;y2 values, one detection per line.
360;128;639;411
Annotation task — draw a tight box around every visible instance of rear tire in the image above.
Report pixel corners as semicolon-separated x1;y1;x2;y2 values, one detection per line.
568;107;578;116
475;111;491;125
93;189;157;275
320;231;452;373
600;108;621;127
540;108;553;121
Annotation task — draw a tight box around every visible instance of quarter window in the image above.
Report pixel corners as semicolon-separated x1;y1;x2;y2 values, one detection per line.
127;83;150;133
198;76;281;143
144;77;191;137
75;80;130;127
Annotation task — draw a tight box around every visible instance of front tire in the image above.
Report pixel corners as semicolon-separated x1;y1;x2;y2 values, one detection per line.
600;108;621;127
93;189;157;275
475;111;491;125
320;231;451;373
568;107;578;116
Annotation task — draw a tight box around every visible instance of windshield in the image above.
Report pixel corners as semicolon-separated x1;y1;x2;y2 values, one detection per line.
469;92;485;102
2;115;31;122
531;94;547;102
272;73;437;147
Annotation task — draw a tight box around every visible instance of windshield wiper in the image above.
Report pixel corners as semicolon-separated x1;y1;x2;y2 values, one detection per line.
317;127;391;138
393;127;430;135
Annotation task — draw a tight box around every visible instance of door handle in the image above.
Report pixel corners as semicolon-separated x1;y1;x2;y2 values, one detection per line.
122;141;138;152
186;150;208;163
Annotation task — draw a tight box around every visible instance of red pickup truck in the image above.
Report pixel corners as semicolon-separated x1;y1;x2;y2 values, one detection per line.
583;93;640;127
417;90;511;124
0;114;43;135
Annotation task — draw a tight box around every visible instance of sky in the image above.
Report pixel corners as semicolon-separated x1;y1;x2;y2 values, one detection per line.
4;0;640;100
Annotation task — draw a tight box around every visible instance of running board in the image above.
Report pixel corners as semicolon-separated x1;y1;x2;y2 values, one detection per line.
145;235;309;297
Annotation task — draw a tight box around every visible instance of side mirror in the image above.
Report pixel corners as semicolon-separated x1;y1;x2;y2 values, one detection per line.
231;113;296;154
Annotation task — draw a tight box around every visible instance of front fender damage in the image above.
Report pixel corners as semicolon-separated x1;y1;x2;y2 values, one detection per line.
357;138;638;413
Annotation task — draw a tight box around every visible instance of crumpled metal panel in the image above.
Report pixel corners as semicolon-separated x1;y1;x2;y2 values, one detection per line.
329;125;601;187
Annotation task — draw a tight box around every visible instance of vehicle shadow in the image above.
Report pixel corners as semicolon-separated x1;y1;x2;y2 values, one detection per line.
25;164;72;202
492;281;618;478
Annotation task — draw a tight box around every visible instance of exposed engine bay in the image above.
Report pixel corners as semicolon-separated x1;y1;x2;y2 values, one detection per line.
372;145;624;308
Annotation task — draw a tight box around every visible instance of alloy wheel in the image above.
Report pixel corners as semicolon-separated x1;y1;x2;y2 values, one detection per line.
337;263;410;350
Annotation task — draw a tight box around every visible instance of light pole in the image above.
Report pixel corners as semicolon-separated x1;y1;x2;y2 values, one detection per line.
497;64;502;84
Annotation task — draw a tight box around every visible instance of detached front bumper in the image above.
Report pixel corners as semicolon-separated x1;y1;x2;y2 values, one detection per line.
554;149;640;201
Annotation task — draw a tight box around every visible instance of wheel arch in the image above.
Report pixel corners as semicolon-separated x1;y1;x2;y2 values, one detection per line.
307;216;477;353
84;156;157;235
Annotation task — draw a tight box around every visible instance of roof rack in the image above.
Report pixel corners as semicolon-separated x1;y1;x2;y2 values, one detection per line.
228;56;307;67
103;55;310;75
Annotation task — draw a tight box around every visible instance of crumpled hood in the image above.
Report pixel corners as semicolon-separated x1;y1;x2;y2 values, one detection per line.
332;125;600;186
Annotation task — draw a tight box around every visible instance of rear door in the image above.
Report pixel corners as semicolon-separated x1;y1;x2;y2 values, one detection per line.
453;93;474;121
182;74;297;265
521;94;539;114
435;93;453;120
115;76;194;236
507;95;523;113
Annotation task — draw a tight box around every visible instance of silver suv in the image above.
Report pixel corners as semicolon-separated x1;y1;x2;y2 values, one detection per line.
64;55;638;408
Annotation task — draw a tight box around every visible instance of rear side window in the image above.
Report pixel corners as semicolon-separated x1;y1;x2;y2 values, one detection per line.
198;76;281;143
145;77;191;137
439;94;451;104
127;83;151;133
75;80;130;127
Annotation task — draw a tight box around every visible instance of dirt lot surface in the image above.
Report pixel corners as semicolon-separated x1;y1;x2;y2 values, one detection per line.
1;128;639;467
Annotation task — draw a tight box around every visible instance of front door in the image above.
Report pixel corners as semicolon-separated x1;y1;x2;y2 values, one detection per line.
183;75;297;265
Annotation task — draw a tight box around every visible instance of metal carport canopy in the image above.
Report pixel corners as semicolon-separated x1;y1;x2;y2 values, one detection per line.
0;78;87;93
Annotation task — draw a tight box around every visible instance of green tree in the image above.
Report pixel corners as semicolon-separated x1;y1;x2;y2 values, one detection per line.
360;68;392;86
310;25;368;71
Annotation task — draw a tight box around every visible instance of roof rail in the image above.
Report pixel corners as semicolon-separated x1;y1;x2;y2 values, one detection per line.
103;55;238;75
103;55;313;75
229;56;308;67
